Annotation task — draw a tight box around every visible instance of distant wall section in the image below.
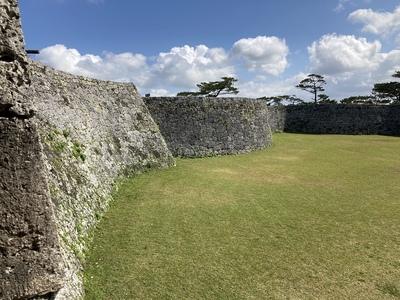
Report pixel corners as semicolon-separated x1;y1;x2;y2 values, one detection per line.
144;97;272;157
268;104;400;135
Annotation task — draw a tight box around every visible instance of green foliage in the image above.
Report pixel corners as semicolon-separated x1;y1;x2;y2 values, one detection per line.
53;128;62;135
296;73;327;103
317;94;336;104
84;134;400;300
54;141;68;152
340;95;375;104
43;127;87;162
72;141;86;162
62;130;70;138
392;70;400;79
176;91;202;97
371;70;400;104
259;95;303;106
372;82;400;103
341;71;400;105
177;77;239;97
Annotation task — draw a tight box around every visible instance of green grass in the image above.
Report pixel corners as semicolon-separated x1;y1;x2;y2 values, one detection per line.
84;134;400;299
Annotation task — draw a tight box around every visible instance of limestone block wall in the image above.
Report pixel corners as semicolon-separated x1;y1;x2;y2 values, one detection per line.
144;97;272;157
27;60;175;300
3;1;400;299
1;1;65;299
269;104;400;135
0;119;64;300
266;106;286;133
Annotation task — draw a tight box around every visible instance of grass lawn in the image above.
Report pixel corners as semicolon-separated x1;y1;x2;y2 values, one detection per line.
84;134;400;299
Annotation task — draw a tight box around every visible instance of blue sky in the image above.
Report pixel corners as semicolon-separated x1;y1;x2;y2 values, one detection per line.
19;0;400;101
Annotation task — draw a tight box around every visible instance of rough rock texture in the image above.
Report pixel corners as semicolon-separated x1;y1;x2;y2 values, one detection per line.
3;0;400;299
0;0;35;118
266;106;286;133
269;104;400;135
144;97;272;157
28;61;175;299
0;120;64;300
1;1;175;299
0;1;64;299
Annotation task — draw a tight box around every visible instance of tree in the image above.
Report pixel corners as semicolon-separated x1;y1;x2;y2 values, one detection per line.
259;95;303;106
259;96;284;106
177;77;239;97
318;94;336;104
371;71;400;104
340;95;374;104
296;74;327;103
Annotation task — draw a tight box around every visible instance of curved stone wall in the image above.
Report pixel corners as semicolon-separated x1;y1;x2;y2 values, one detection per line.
144;97;272;157
2;1;400;299
29;61;175;300
1;3;175;298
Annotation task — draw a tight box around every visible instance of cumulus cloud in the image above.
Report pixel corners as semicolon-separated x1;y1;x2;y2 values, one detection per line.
349;7;400;37
232;36;289;75
37;44;154;87
306;34;400;100
238;75;302;99
38;44;100;77
308;34;382;74
36;34;400;101
154;45;234;88
36;44;235;95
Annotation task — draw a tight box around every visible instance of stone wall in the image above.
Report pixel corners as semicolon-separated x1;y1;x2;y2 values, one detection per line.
268;104;400;135
28;61;175;300
266;106;286;133
0;119;64;300
144;97;272;157
2;0;400;299
0;2;175;299
1;1;65;299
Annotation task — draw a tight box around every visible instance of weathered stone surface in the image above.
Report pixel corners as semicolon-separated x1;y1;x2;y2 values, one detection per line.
3;0;400;299
269;104;400;135
0;119;64;300
0;0;35;119
28;61;175;300
144;97;272;157
0;1;63;299
1;1;175;299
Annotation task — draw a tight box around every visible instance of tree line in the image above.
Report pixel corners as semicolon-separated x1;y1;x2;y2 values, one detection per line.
176;71;400;105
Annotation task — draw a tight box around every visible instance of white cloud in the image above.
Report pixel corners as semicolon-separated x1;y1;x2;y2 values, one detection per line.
37;44;154;87
308;34;382;74
305;34;400;99
238;74;303;99
153;45;234;88
232;36;289;75
36;44;234;95
36;34;400;101
334;0;350;13
349;7;400;37
313;49;400;100
147;88;169;97
38;44;100;77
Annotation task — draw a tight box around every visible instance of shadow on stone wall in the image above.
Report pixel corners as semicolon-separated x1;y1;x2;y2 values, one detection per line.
269;104;400;136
